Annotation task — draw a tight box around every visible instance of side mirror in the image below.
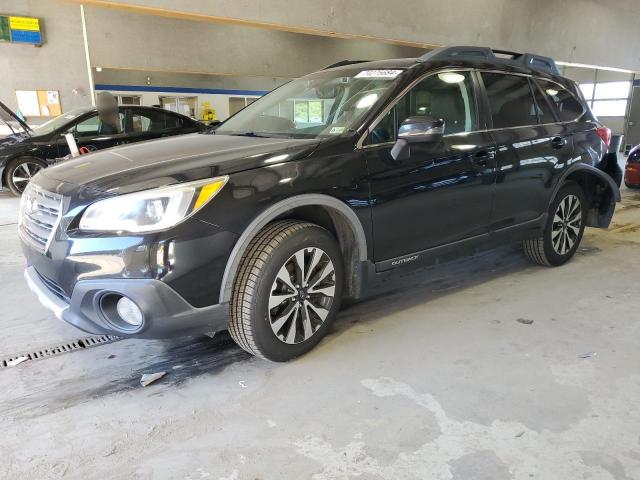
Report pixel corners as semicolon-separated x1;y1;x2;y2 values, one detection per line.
391;116;445;161
398;116;445;142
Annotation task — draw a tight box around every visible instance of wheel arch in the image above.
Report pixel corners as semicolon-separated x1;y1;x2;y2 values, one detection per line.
553;164;621;228
219;194;368;304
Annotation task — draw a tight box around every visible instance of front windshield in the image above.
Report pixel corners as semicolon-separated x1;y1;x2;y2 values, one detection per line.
31;108;88;136
216;67;405;139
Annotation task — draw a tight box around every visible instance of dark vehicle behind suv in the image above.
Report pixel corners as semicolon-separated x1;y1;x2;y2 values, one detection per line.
20;46;620;361
625;144;640;188
0;103;204;195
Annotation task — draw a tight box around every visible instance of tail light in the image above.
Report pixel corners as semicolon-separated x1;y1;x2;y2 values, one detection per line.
597;126;611;149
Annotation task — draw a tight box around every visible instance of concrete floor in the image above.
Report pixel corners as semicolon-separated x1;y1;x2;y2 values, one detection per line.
0;187;639;480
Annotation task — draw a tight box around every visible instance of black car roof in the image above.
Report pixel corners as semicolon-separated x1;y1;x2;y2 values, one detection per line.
116;105;189;115
58;104;191;115
75;104;194;119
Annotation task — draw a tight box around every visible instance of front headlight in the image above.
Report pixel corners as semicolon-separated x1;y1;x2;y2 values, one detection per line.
79;176;228;233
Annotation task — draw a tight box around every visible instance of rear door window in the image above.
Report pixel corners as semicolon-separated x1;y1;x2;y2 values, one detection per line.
536;79;585;122
126;109;169;133
481;73;538;129
164;114;184;129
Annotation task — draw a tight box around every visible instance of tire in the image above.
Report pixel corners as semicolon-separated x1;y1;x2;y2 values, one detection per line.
523;182;586;267
5;157;47;196
229;220;344;361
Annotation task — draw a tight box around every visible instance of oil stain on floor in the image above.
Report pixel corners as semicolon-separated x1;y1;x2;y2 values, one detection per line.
1;333;250;420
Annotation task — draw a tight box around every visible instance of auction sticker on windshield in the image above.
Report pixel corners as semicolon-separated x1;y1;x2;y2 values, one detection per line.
355;70;403;79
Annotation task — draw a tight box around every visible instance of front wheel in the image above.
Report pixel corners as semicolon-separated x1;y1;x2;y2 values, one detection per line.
229;220;343;361
523;182;586;266
5;157;47;196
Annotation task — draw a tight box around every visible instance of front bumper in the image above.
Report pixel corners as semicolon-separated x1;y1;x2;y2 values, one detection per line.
24;266;230;338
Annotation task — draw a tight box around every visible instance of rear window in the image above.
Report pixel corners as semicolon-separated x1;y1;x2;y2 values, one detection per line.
126;109;175;133
165;114;185;129
481;73;538;129
536;79;584;122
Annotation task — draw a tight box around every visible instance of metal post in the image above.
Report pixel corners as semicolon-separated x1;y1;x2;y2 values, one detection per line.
80;5;96;106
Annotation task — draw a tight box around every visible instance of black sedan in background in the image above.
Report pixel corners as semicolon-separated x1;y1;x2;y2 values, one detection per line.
0;101;204;195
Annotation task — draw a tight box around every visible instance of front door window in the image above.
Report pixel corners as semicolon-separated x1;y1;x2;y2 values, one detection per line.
368;70;478;144
70;112;124;137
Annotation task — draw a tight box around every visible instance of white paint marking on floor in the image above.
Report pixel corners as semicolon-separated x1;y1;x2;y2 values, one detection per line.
293;377;640;480
218;470;238;480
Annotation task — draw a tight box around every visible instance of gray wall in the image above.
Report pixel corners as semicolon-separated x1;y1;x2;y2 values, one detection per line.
0;0;90;114
73;0;640;71
94;70;286;93
3;0;638;135
84;7;427;82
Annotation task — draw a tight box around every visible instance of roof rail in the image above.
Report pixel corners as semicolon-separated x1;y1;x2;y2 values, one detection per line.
322;60;371;70
418;46;560;75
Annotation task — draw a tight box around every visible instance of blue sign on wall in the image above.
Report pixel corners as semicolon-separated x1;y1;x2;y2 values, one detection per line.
10;29;42;44
0;15;43;45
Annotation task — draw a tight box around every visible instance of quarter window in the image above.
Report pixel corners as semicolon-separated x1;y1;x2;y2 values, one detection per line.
481;73;538;129
537;79;584;122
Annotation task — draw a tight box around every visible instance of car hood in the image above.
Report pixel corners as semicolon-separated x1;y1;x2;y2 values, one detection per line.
0;131;38;149
0;100;32;137
40;133;321;195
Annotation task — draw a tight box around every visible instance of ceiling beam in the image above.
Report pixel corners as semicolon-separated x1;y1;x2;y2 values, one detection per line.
61;0;441;50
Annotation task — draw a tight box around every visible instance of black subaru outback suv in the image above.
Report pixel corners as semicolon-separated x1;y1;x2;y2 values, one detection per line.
20;46;620;361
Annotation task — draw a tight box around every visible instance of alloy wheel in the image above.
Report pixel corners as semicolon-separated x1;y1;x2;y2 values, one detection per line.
551;194;582;255
12;162;44;193
268;247;336;344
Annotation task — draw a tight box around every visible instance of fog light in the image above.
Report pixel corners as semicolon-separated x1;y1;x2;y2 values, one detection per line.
116;297;143;327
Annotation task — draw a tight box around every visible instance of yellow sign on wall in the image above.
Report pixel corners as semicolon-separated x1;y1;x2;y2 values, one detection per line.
9;16;40;32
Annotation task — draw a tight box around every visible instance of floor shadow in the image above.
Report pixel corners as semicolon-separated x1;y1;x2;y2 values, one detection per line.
134;332;251;386
331;245;551;334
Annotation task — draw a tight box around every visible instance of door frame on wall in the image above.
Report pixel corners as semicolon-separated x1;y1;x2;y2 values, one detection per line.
159;96;198;118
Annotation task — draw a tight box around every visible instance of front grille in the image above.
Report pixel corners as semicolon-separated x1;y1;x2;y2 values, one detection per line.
37;271;70;302
19;183;63;254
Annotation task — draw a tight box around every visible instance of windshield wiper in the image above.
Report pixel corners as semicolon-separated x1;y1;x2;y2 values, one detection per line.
231;131;271;138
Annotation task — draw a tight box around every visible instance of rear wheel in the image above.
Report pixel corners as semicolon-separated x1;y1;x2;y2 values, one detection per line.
523;182;586;266
229;220;343;361
5;157;47;196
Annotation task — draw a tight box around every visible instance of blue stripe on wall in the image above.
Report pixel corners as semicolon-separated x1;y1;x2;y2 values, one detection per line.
634;79;640;87
94;84;269;96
